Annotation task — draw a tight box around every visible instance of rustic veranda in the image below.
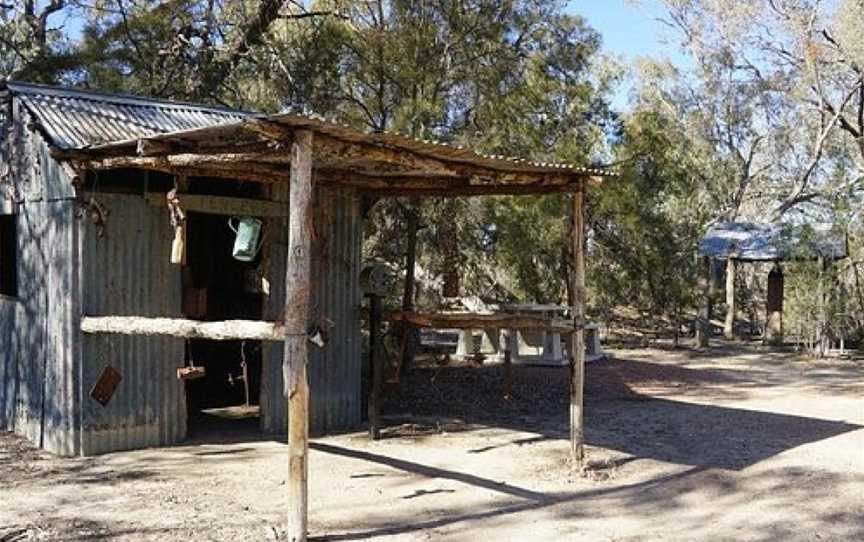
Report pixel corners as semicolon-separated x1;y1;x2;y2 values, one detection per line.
0;82;614;542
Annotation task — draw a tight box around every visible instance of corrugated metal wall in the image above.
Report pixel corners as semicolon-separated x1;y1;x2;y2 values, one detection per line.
260;187;363;435
80;193;187;455
0;98;80;456
79;187;362;452
0;100;16;430
0;298;15;430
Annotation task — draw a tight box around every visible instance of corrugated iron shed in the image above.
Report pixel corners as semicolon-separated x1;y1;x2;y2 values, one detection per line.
1;83;365;455
699;222;847;261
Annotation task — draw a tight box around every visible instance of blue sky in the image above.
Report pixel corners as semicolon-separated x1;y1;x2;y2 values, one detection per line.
570;0;690;109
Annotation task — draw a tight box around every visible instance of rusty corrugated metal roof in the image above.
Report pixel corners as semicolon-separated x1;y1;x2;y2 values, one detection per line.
4;81;250;149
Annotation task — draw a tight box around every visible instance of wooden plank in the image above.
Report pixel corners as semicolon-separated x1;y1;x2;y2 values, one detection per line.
314;133;458;177
318;170;583;195
383;311;576;333
81;316;286;341
82;154;291;180
569;188;586;465
284;129;313;542
367;295;383;440
144;192;290;217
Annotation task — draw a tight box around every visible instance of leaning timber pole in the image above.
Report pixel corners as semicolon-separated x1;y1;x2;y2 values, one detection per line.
285;130;314;542
569;186;587;465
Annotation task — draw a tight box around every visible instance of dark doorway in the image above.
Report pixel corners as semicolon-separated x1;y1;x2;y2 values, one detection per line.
182;209;265;438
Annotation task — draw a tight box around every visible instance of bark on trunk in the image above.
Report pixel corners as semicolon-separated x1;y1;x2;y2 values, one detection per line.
284;130;314;542
568;189;586;465
81;316;286;341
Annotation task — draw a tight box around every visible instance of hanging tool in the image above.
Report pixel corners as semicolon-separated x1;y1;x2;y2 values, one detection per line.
227;341;251;406
167;186;186;265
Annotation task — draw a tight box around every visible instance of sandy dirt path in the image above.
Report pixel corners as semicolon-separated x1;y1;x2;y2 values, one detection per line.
1;342;862;541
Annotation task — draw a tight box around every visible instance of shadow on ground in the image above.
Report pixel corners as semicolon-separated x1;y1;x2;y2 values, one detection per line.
309;442;864;542
382;344;862;471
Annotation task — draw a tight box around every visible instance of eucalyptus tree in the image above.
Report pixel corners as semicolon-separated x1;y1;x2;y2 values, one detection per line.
653;0;864;219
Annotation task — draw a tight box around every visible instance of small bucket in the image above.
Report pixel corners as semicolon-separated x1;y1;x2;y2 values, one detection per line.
228;216;263;262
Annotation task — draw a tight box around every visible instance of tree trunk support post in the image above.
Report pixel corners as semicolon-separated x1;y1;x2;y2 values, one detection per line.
569;187;586;465
367;294;383;440
765;263;784;345
817;257;830;357
284;130;314;542
724;258;736;339
503;348;513;400
400;205;420;374
695;256;712;348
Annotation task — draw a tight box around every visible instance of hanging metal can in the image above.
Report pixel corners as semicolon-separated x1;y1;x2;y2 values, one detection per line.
228;216;263;261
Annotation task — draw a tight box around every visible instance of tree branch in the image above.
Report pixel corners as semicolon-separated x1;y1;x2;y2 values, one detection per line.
774;80;864;217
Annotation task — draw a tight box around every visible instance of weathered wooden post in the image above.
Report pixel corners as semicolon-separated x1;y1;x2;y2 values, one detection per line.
724;258;736;339
284;130;314;542
695;256;713;348
817;257;831;357
367;293;383;440
503;347;513;400
569;187;586;465
765;263;784;345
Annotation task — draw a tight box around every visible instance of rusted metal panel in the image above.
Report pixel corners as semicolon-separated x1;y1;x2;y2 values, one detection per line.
0;97;76;203
10;202;47;447
80;193;186;455
0;99;13;214
260;187;363;435
2;203;80;455
41;200;82;456
0;98;81;455
0;298;17;429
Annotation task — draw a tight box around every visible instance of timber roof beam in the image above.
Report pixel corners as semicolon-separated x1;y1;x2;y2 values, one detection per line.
54;111;617;196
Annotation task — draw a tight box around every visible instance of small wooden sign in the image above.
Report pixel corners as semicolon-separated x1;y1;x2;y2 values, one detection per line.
89;366;122;407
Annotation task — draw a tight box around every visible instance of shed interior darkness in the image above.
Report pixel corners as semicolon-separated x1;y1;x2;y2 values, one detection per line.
0;214;17;297
182;181;268;437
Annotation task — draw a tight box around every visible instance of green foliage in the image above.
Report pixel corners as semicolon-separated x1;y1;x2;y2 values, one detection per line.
261;1;616;306
589;106;704;319
485;195;570;303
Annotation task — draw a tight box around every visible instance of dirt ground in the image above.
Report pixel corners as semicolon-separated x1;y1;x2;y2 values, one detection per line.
1;341;862;541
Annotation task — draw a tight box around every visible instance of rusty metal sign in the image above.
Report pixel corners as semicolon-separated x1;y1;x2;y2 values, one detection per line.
89;365;122;407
